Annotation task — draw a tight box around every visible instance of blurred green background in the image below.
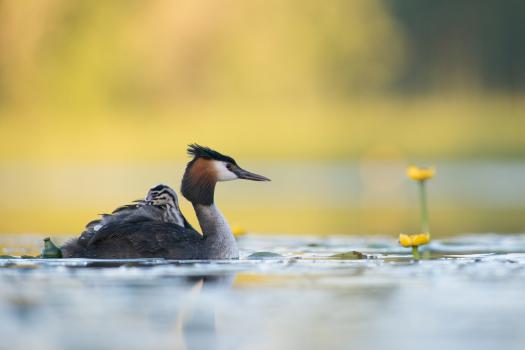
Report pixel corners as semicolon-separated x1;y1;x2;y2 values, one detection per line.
0;0;524;236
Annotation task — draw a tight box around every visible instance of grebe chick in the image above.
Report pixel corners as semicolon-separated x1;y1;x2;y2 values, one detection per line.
61;144;270;259
144;184;187;227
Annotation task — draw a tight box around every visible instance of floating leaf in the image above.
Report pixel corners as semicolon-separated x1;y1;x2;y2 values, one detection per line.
0;255;17;259
41;237;63;259
329;251;365;260
246;252;283;260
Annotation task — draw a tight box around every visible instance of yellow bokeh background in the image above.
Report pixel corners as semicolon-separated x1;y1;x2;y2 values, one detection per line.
1;1;524;236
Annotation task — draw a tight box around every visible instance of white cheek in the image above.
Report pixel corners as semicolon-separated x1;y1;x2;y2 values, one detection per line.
214;161;238;181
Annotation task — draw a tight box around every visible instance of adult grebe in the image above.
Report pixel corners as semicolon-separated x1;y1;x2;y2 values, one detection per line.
61;144;270;259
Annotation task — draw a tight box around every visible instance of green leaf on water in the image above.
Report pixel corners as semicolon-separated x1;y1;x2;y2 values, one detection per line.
0;255;37;259
41;237;63;258
247;252;284;259
329;251;366;260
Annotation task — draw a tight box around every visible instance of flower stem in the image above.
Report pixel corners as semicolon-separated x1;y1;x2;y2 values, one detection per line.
418;180;430;233
411;246;420;260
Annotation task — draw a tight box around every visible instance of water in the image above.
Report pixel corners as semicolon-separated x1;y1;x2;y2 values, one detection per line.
1;234;525;350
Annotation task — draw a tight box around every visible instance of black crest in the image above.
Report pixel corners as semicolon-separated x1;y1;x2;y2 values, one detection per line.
187;144;237;164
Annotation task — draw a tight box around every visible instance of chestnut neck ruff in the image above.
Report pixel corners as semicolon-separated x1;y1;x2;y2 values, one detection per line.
181;158;218;206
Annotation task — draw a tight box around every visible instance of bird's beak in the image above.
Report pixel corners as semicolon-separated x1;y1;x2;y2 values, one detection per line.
233;166;271;181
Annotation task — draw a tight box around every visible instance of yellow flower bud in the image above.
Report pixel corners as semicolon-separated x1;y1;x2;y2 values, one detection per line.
231;224;247;237
399;234;413;247
398;233;431;247
407;165;435;181
412;233;431;246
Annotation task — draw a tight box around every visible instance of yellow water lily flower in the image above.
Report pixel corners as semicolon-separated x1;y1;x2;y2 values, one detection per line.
231;224;247;237
407;165;435;181
399;233;431;247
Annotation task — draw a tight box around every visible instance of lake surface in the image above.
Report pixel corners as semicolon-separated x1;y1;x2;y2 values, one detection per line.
1;234;524;350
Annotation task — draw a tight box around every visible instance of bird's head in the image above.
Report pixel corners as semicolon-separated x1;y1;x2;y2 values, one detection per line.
181;144;270;205
145;184;180;208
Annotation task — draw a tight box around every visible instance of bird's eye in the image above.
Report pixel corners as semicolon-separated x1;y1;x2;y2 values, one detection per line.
226;163;233;170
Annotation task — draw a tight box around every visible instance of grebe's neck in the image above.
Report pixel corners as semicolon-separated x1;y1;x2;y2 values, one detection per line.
181;158;217;206
181;158;238;258
193;203;239;259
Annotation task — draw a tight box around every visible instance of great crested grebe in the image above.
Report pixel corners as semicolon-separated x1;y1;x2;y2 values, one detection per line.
61;144;270;259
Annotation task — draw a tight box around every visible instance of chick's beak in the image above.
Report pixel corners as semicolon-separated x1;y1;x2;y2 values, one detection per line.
233;165;271;181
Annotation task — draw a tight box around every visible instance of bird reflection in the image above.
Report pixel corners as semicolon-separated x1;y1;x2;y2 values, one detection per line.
172;273;236;350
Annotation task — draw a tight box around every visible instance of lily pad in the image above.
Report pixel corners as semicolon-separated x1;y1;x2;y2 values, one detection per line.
329;251;366;260
246;252;284;260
